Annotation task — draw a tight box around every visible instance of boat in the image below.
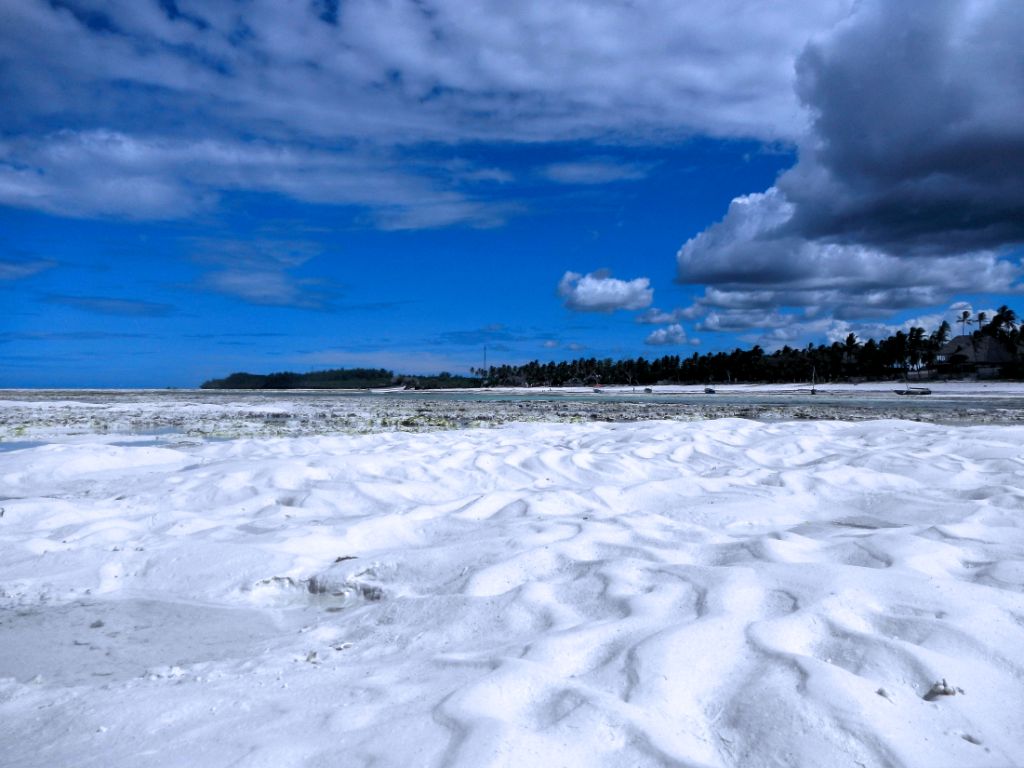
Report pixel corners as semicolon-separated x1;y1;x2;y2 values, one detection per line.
895;386;931;396
704;386;715;394
643;387;653;394
593;388;604;393
369;386;408;394
895;372;931;395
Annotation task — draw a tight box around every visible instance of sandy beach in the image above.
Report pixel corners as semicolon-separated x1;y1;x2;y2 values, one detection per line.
2;391;1024;766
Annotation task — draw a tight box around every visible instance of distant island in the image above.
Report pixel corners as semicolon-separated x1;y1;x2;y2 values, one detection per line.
200;368;481;390
201;307;1023;389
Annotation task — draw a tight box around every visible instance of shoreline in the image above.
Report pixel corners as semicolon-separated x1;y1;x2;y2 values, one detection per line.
4;379;1024;398
3;386;1024;442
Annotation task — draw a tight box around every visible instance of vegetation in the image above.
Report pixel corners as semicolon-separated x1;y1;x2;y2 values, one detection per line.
477;307;1022;387
201;307;1023;389
202;368;395;389
201;367;483;390
394;372;482;390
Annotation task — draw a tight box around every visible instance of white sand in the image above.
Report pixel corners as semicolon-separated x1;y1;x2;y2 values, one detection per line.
2;414;1024;766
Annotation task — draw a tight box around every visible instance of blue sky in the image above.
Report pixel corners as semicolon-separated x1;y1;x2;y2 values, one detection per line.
2;0;1022;387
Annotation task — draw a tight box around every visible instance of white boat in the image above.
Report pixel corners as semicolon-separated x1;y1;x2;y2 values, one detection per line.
895;373;931;395
369;386;408;393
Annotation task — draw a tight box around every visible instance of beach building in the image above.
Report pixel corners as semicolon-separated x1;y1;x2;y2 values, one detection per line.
936;334;1017;378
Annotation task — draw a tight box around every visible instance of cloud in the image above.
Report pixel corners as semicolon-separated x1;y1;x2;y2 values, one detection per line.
197;271;328;309
677;189;1021;320
45;294;175;316
0;1;863;226
644;324;689;346
781;0;1024;253
559;270;653;312
542;160;650;185
456;167;515;184
697;309;797;333
0;1;861;228
0;257;55;280
636;307;689;325
190;238;322;270
190;238;331;309
675;0;1024;335
0;1;853;146
0;131;505;227
684;300;981;351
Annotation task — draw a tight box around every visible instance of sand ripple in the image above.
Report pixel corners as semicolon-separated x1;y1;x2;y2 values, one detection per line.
1;419;1023;766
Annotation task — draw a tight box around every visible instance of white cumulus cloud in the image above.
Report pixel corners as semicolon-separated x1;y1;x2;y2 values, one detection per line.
644;323;689;346
559;270;653;313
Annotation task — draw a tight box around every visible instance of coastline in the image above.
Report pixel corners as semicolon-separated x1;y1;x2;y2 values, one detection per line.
3;383;1024;442
6;379;1024;398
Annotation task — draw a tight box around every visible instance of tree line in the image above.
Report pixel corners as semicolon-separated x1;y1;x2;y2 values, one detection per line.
478;306;1022;387
200;367;482;390
200;306;1021;389
201;368;396;389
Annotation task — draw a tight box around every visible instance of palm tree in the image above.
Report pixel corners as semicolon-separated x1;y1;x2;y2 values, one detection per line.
925;320;951;370
958;310;974;337
908;327;926;372
987;305;1017;339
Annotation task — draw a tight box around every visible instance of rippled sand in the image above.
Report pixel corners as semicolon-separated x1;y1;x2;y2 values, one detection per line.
2;414;1023;767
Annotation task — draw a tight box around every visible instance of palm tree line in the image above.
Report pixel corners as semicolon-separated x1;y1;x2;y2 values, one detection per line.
477;306;1021;387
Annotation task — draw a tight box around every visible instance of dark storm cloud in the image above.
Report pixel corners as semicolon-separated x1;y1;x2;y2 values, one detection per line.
678;0;1024;337
782;0;1024;252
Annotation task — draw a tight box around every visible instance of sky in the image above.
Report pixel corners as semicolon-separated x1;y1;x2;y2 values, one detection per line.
2;0;1022;387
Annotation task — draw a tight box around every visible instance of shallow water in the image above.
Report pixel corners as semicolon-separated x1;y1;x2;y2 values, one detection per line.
0;441;46;452
3;388;1024;443
7;386;1024;410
